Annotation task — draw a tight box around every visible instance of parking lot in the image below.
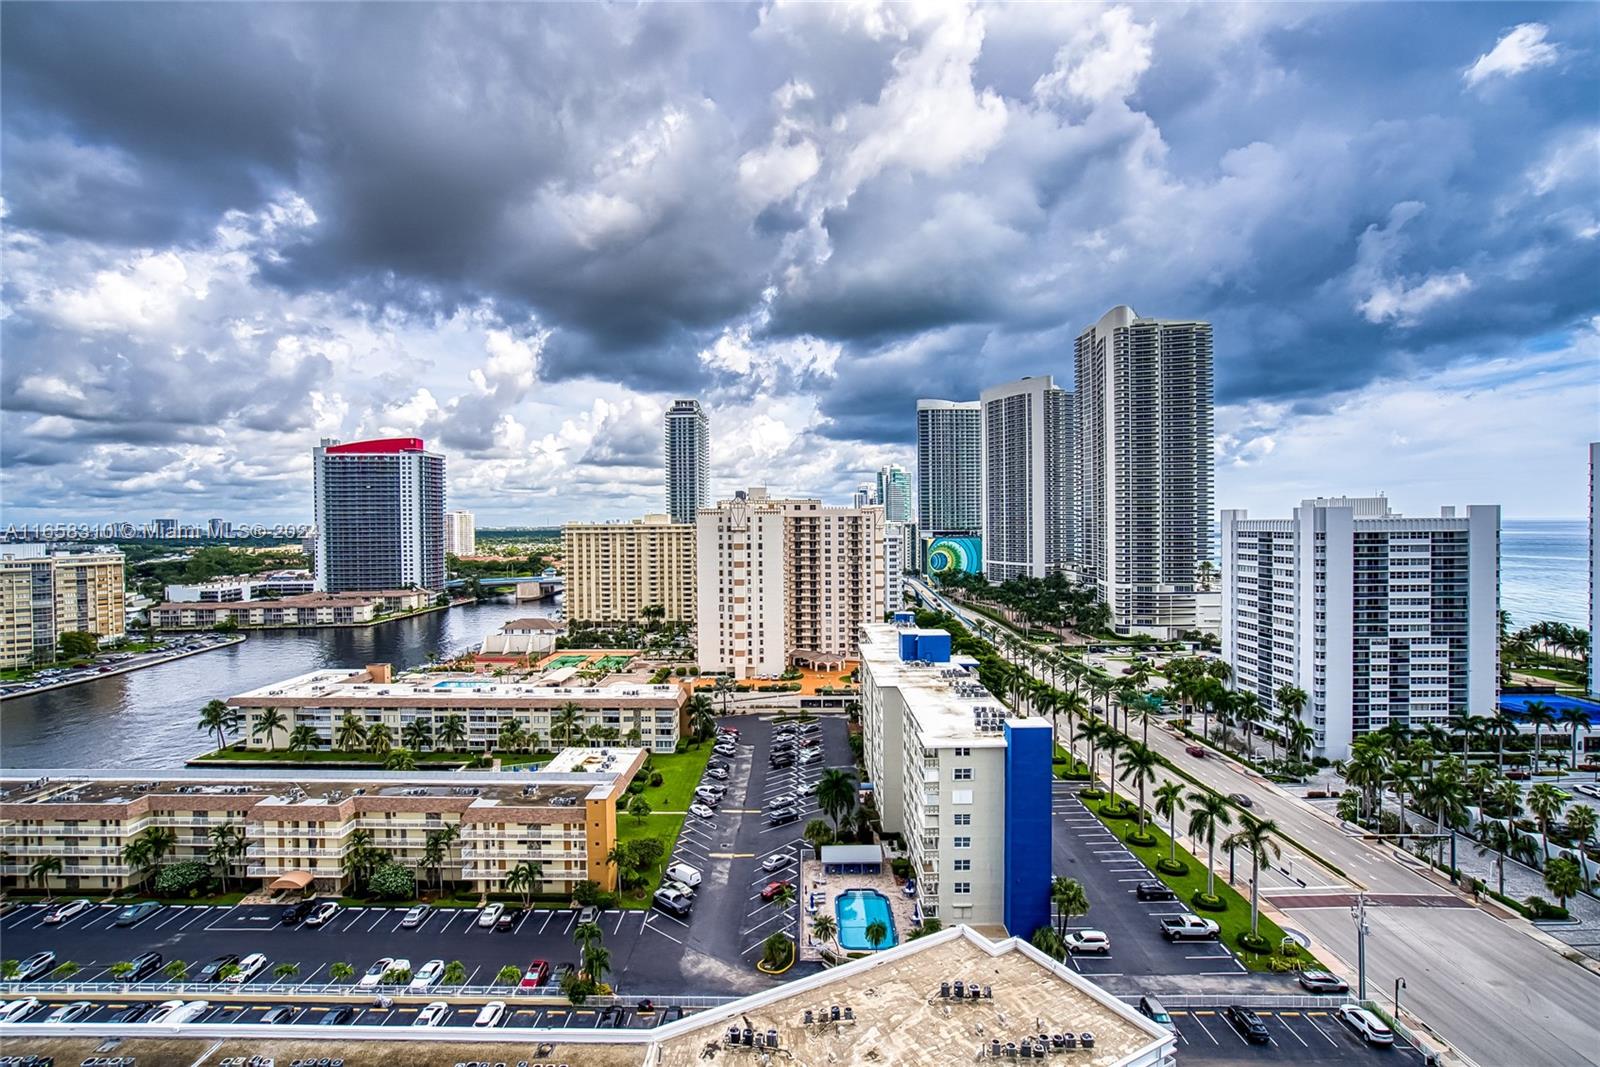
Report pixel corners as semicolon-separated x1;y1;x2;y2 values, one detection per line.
1051;782;1245;979
1168;1006;1426;1063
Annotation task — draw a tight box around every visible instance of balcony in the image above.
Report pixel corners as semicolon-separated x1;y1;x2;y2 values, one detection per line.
249;847;346;859
458;847;581;862
0;863;131;876
2;844;123;856
248;864;344;878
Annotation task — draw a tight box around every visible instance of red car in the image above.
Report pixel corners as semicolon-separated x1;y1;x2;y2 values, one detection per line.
1185;746;1206;758
760;880;795;902
718;726;739;736
519;959;551;988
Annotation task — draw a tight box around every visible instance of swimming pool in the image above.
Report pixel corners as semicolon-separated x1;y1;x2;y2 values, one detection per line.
834;889;897;951
432;680;495;690
1499;693;1600;725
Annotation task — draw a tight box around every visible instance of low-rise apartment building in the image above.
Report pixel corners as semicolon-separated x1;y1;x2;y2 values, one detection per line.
229;663;688;753
0;752;644;896
857;619;1052;936
563;515;696;625
163;570;317;602
0;551;126;667
152;589;431;630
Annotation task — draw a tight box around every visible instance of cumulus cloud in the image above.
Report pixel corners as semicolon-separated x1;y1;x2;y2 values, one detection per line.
1463;22;1560;88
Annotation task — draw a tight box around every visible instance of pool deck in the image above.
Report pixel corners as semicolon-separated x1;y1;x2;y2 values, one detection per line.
798;858;921;961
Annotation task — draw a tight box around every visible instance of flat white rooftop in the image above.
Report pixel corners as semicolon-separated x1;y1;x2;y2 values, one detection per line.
232;668;679;704
860;624;1012;746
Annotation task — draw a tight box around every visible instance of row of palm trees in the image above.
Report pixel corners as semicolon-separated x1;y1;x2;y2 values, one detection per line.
936;569;1113;636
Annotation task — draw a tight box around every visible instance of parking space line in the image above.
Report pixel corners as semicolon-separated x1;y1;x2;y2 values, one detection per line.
563;911;577;934
78;906;119;932
367;911;388;932
538;911;554;934
1301;1012;1340;1045
153;905;190;930
1274;1015;1309;1047
177;907;212;931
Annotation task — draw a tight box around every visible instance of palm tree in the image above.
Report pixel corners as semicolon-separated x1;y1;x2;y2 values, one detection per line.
437;714;468;752
1556;706;1589;772
811;912;838;950
1119;744;1160;834
207;822;243;892
330;962;356;983
768;882;797;913
1223;816;1281;938
1286;720;1315;765
345;829;384;895
1544;857;1583;912
497;719;526;755
288;724;320;756
1525;782;1567;859
1474;820;1518;897
402;719;433;752
121;838;152;889
1523;701;1555;771
109;961;136;980
1565;803;1597;891
864;918;889;951
334;712;367;752
1338;742;1389;828
1490;708;1520;773
163;959;190;982
252;707;289;751
1389;760;1418;835
687;693;716;742
583;943;612;987
1465;763;1497;812
1102;733;1126;805
1233;691;1262;759
1273;686;1308;762
552;703;583;749
1031;926;1066;962
1154;782;1187;866
816;768;858;832
506;861;543;908
384;748;417;770
366;722;395;755
1049;876;1088;937
273;961;301;981
573;919;604;960
803;818;835;858
495;964;523;986
1058;690;1088;760
1455;714;1491;761
442;960;468;985
28;855;62;892
196;699;240;752
420;831;448;891
1187;791;1233;899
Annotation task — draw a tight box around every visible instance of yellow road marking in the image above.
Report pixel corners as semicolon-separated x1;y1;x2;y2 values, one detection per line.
709;852;755;858
1195;1010;1215;1016
1280;1011;1300;1017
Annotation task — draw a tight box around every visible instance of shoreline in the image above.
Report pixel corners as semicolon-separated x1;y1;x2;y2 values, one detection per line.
0;635;247;702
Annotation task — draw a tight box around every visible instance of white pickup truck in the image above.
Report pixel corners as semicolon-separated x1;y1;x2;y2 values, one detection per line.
1159;914;1221;941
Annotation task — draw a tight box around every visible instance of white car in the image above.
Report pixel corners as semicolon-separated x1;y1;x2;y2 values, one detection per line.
799;749;823;764
761;851;795;872
413;1000;451;1027
1337;1005;1395;1046
0;998;42;1024
358;957;394;987
145;999;187;1024
689;802;716;819
477;903;505;928
304;900;340;927
42;898;92;925
1064;930;1111;955
43;1001;92;1024
226;953;267;983
662;878;697;900
666;862;702;887
1576;783;1600;800
409;959;445;991
767;792;797;808
150;999;209;1025
473;1000;507;1028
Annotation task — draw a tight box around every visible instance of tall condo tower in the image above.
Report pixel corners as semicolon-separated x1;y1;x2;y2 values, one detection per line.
313;437;446;593
1074;306;1213;637
916;399;982;535
979;378;1074;581
664;399;710;525
444;510;476;556
876;464;913;524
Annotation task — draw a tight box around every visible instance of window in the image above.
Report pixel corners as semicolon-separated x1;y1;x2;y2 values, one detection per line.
953;859;971;872
953;746;971;756
953;813;971;826
953;882;971;894
951;789;973;805
953;836;971;848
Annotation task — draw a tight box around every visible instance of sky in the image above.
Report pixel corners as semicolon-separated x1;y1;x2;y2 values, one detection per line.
2;2;1597;528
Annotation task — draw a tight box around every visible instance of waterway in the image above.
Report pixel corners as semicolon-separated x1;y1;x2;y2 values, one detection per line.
0;599;558;770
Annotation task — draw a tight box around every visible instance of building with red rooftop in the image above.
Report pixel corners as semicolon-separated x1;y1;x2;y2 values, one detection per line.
313;436;446;593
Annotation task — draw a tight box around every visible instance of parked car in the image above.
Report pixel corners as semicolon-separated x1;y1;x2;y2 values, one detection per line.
261;1006;301;1024
799;749;823;765
226;953;268;983
304;900;340;927
1574;783;1600;799
1297;970;1350;994
760;880;795;902
163;1000;211;1025
1185;746;1206;758
0;998;42;1023
1064;930;1111;955
653;888;693;918
769;755;794;769
399;904;432;928
14;951;56;981
112;901;161;927
578;904;601;925
767;808;799;826
706;766;730;780
1159;914;1221;941
198;954;241;983
761;850;796;872
358;957;395;987
474;1000;508;1028
109;1001;153;1024
42;898;92;925
127;951;164;981
767;792;798;808
43;1001;93;1024
144;999;188;1025
409;959;445;991
1223;1005;1270;1044
689;802;716;819
1135;881;1177;901
319;1005;359;1025
1337;1005;1396;1046
496;907;525;931
519;959;551;988
1228;793;1254;809
694;788;723;806
553;962;577;986
662;878;697;900
413;1000;451;1027
666;862;702;887
280;899;314;925
1137;995;1175;1034
478;903;505;928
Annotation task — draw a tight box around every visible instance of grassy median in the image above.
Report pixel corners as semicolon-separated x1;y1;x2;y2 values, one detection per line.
612;741;715;908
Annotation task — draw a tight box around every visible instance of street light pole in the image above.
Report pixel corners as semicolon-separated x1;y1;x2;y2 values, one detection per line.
1394;976;1406;1019
1350;893;1370;1002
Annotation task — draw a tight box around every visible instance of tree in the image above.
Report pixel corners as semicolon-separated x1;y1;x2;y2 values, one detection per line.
273;961;301;981
385;748;417;770
369;861;415;900
573;919;605;958
1523;701;1556;770
366;722;395;755
330;962;356;983
163;959;190;982
627;796;652;824
288;724;320;756
687;693;716;742
864;918;889;951
27;855;62;892
1154;782;1187;866
1565;804;1597;891
109;961;136;980
1273;686;1307;762
57;631;100;660
438;714;469;751
1187;791;1233;899
1101;733;1126;805
1031;926;1066;962
51;961;81;981
252;707;289;751
334;712;367;752
552;704;583;749
495;964;522;985
442;959;468;985
1544;856;1583;911
583;943;612;988
1223;816;1281;938
816;768;858;832
761;932;794;970
1525;783;1567;859
811;912;838;950
498;719;527;754
803;818;835;858
402;719;433;752
1119;744;1159;834
382;964;413;985
1557;706;1590;771
1049;876;1088;938
197;699;240;752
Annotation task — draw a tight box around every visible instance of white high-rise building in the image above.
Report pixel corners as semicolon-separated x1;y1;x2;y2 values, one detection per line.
1221;497;1500;760
1074;305;1213;638
876;464;913;524
312;437;446;593
696;489;884;679
979;378;1074;581
445;510;476;556
852;484;876;509
664;399;710;525
883;520;909;617
916;399;982;535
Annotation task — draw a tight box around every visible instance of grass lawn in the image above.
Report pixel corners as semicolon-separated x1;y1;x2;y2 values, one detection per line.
111;890;248;906
615;813;686;909
1081;797;1320;974
635;741;715;812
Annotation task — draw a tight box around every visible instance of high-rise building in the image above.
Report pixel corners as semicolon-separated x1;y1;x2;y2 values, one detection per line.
916;399;982;536
563;515;697;625
1221;497;1500;760
312;437;446;593
664;399;710;525
979;377;1074;581
445;510;476;556
696;489;884;679
0;551;126;668
1074;305;1213;638
876;464;913;524
883;520;910;617
852;484;876;509
859;620;1052;933
206;518;231;539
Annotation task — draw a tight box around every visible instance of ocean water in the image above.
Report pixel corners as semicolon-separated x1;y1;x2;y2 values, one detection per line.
1502;519;1587;629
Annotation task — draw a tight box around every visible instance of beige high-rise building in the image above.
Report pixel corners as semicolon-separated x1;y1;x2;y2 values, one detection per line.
563;515;696;625
0;551;125;668
696;489;884;679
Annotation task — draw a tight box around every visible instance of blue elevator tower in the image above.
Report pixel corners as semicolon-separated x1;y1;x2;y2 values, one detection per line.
1002;718;1054;938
